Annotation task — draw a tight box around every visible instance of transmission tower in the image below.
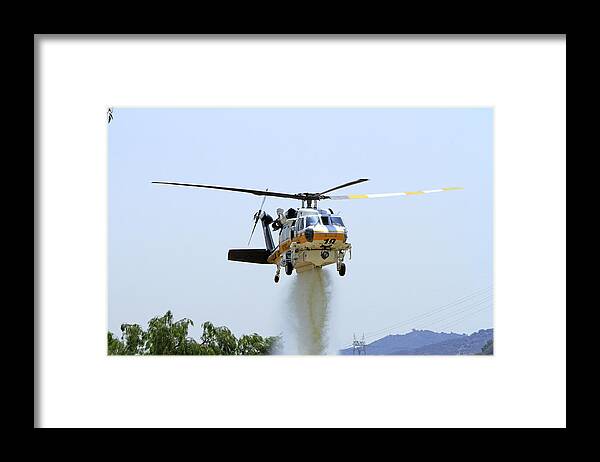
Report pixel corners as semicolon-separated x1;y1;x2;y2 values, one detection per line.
352;333;367;355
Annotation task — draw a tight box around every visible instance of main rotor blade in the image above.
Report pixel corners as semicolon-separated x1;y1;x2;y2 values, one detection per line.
326;187;463;200
152;181;302;200
319;178;369;195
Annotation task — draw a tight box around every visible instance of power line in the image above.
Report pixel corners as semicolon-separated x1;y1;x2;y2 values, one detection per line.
341;302;492;351
361;286;492;339
435;305;492;332
341;286;493;349
412;296;492;331
362;287;492;339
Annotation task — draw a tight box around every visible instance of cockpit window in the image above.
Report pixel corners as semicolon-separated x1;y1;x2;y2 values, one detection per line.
305;216;319;227
321;216;330;225
330;216;344;226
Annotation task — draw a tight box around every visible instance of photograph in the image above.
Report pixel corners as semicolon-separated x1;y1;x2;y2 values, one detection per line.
107;107;493;356
36;35;566;429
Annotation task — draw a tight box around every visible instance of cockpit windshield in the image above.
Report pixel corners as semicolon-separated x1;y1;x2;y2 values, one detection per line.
329;216;344;226
304;216;319;227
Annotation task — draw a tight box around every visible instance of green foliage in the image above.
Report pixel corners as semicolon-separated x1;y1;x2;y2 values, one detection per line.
107;332;125;355
108;310;282;356
200;321;238;355
144;311;197;355
120;323;145;355
238;332;281;355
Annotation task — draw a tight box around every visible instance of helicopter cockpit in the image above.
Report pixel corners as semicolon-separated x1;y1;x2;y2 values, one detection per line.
320;215;345;226
294;211;345;231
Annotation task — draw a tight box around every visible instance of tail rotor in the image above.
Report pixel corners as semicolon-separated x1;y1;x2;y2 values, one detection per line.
247;189;268;246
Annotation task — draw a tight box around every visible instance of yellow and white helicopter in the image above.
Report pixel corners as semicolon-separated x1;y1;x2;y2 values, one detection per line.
152;179;462;283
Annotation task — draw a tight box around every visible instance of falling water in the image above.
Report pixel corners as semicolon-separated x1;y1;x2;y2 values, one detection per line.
286;267;333;355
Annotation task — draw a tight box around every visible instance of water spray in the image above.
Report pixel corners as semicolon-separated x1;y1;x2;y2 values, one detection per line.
286;268;333;355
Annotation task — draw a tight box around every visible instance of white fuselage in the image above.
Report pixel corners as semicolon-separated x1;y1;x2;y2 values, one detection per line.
268;208;351;272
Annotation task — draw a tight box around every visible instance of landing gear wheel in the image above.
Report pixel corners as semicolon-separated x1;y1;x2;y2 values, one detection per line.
338;262;346;276
285;262;293;275
274;275;280;283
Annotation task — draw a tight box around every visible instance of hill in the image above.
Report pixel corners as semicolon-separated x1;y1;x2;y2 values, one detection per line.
339;328;493;355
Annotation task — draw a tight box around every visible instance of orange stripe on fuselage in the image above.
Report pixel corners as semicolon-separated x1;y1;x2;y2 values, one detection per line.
296;232;345;244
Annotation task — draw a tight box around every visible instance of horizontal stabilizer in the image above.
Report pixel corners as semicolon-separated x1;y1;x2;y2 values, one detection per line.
228;248;271;264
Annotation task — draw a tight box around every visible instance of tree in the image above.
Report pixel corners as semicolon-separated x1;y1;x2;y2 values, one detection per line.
238;332;281;355
144;311;197;355
107;332;125;355
108;310;282;355
120;323;145;355
199;321;239;355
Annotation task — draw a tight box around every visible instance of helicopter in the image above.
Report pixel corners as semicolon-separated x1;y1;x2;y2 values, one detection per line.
152;179;462;283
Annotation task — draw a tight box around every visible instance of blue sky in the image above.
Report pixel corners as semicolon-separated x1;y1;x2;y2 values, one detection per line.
108;108;493;350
